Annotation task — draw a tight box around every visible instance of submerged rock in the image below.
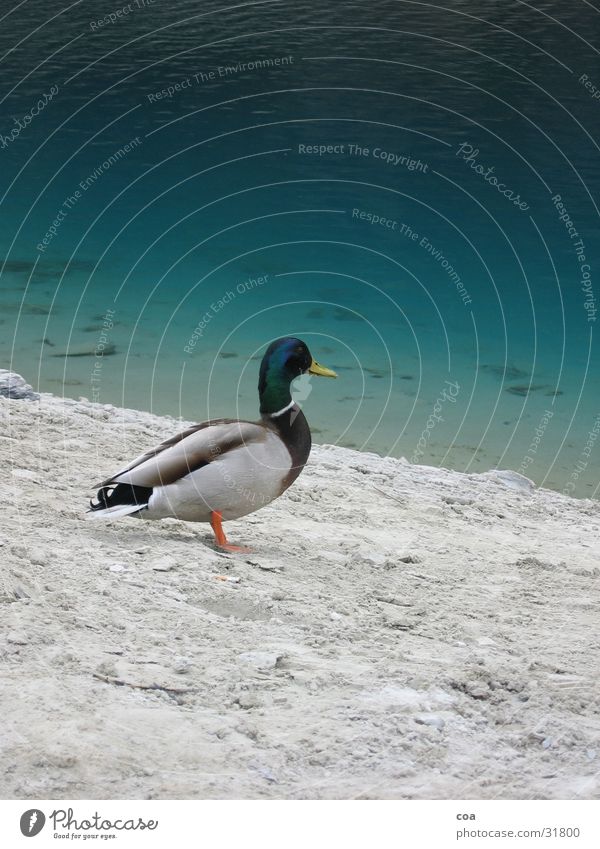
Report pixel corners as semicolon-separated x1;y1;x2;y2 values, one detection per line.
51;342;116;358
0;370;39;401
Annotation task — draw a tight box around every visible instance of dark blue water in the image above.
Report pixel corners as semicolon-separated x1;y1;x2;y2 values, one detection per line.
2;0;599;495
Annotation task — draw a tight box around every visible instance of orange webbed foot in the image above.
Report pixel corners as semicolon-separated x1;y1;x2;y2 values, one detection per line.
218;543;252;554
210;511;251;554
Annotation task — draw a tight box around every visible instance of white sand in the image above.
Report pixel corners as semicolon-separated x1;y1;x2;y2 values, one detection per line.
1;391;599;800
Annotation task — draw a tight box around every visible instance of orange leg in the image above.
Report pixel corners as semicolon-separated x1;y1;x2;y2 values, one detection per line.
210;511;251;553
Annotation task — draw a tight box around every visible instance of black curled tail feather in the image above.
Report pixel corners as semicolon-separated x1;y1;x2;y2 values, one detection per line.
89;485;113;510
88;483;153;512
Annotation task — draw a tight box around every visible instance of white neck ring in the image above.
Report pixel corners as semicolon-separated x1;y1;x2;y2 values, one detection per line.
270;399;296;418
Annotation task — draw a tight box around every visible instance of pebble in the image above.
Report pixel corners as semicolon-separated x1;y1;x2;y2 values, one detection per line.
415;714;446;731
151;557;177;572
238;651;283;670
348;551;387;568
96;660;118;678
173;656;191;674
109;563;126;573
465;682;489;700
236;693;260;710
250;762;278;783
442;495;474;506
28;549;49;567
7;631;28;645
11;469;39;482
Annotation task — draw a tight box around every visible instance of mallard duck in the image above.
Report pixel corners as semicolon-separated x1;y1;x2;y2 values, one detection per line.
88;337;337;551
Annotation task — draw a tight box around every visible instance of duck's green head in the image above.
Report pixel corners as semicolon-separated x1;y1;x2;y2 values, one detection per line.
258;337;337;415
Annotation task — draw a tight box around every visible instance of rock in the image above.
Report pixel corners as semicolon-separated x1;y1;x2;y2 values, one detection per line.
151;557;177;572
415;714;446;730
466;682;490;700
51;342;116;358
11;469;39;482
7;631;29;645
27;548;49;567
347;550;388;568
516;556;556;571
482;469;535;493
0;370;39;401
236;693;260;710
173;656;191;674
442;495;474;506
96;660;118;678
250;762;278;783
238;651;283;670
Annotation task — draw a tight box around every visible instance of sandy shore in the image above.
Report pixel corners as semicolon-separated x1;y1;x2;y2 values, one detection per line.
1;389;599;800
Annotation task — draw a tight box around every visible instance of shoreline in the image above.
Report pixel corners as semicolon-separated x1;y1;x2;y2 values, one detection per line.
2;368;593;499
1;388;599;799
5;315;599;496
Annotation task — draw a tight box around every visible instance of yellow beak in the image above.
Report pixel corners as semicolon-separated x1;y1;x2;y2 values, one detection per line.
308;358;338;378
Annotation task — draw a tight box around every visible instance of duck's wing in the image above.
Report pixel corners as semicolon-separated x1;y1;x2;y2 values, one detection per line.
95;418;270;489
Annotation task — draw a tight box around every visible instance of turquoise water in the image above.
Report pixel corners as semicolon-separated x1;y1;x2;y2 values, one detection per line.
1;1;599;496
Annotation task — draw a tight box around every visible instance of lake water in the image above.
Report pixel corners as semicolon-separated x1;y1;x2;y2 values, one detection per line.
2;0;599;496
